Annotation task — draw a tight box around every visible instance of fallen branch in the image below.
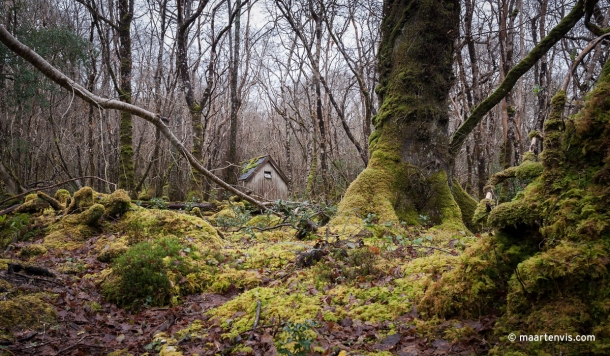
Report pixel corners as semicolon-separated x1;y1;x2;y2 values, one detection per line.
0;176;117;207
0;25;267;212
230;223;296;233
411;245;458;256
248;299;262;341
53;333;101;356
0;204;19;216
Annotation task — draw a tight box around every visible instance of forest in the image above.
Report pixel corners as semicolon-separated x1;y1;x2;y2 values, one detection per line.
0;0;609;354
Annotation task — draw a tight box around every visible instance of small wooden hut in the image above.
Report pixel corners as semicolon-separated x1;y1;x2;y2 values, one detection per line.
238;156;289;200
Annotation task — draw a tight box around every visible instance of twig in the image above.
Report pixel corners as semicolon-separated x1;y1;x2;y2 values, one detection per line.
0;176;118;206
411;245;458;256
53;333;101;356
7;272;62;286
0;204;19;216
230;223;297;233
248;300;262;341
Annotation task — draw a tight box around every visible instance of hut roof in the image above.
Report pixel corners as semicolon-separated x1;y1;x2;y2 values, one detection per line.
238;155;288;183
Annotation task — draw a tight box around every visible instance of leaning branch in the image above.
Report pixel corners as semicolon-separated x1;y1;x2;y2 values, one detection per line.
449;0;588;156
0;25;267;211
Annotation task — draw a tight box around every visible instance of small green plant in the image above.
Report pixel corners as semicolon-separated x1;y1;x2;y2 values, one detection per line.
0;213;40;249
216;205;252;228
102;237;198;308
363;213;377;227
277;320;318;356
150;197;168;210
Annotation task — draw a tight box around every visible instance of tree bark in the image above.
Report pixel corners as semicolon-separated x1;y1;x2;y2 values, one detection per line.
334;0;462;226
117;0;136;194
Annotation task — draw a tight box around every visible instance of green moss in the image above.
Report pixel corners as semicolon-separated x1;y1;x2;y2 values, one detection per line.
15;193;50;213
96;237;129;263
0;294;56;330
78;203;105;226
240;156;265;174
114;208;221;247
54;189;71;205
66;186;94;214
102;189;131;217
451;178;479;232
419;232;535;319
19;243;48;257
102;237;204;308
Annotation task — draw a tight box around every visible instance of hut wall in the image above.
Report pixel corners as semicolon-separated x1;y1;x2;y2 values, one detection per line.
241;162;288;200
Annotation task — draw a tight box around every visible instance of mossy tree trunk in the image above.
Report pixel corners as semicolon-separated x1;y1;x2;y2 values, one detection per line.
176;0;207;199
335;0;462;227
117;0;135;195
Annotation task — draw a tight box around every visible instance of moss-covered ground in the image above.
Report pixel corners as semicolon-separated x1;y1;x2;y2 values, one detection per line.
0;186;493;355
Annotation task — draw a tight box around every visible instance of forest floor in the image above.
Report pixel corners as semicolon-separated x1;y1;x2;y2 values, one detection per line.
0;193;497;356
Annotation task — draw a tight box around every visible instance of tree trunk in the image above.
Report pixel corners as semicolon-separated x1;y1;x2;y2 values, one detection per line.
118;0;135;195
335;0;462;227
226;0;241;189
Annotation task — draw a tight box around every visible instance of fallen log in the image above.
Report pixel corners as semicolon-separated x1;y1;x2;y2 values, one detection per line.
138;201;218;212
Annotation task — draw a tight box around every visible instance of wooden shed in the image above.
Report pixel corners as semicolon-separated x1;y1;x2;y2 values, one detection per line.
238;156;289;201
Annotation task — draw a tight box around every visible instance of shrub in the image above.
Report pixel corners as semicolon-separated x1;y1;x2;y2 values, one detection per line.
102;238;197;308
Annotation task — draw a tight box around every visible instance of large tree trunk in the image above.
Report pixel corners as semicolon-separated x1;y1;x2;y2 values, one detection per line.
335;0;462;227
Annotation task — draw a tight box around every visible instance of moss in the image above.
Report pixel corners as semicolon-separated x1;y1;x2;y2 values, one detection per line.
77;203;105;226
209;270;261;293
0;294;56;330
451;178;479;232
102;189;131;217
15;193;50;213
113;207;221;247
19;243;48;257
54;189;71;204
472;199;493;226
96;237;130;263
102;237;207;308
66;186;94;214
240;155;265;174
107;350;134;356
43;223;97;250
137;188;152;201
419;232;535;319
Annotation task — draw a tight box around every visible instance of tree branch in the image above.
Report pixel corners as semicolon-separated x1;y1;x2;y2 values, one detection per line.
449;0;589;156
0;25;267;211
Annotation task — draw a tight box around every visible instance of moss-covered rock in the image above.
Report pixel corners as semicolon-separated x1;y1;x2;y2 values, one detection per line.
113;207;221;247
96;237;130;263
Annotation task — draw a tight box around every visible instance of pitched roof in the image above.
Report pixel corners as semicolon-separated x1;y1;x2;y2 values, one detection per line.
238;155;289;183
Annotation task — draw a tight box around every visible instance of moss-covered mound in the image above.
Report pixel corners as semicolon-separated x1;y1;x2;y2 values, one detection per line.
425;59;610;355
101;237;211;308
0;293;56;338
113;207;221;246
